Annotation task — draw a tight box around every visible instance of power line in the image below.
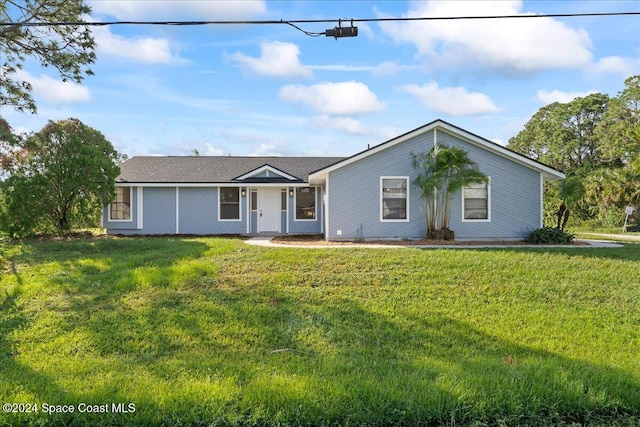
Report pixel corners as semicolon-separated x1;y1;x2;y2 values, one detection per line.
1;11;639;28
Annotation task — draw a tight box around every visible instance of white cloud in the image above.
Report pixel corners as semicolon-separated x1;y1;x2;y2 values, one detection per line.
204;143;226;156
400;82;498;116
229;42;312;79
14;70;91;103
308;61;415;76
536;89;598;104
250;143;284;156
379;0;592;74
588;56;640;77
88;0;266;20
93;26;177;64
308;64;374;72
279;81;386;116
313;115;366;134
373;61;415;76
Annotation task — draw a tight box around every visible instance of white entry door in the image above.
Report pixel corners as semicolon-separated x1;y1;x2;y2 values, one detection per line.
258;189;281;232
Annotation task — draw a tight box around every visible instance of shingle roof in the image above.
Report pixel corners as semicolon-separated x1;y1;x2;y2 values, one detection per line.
116;156;346;184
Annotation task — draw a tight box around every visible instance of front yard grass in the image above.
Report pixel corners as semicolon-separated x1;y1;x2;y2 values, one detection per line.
1;237;639;426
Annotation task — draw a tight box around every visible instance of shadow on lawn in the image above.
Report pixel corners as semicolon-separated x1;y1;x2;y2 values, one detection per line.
1;251;96;426
2;237;639;426
0;237;215;426
245;294;640;425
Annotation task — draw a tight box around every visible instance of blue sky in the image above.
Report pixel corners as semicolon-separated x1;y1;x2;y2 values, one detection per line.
3;0;640;158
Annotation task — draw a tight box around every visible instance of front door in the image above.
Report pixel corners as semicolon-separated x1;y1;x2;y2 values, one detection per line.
258;188;280;233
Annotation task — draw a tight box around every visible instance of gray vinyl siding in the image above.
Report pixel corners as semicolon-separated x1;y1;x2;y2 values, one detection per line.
106;186;247;235
142;187;177;234
108;187;176;235
438;130;541;240
281;211;287;234
327;129;542;241
327;131;434;240
178;188;218;234
179;187;246;235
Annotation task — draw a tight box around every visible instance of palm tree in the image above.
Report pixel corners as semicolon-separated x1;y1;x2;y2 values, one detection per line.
557;176;585;231
412;146;440;239
412;144;487;240
437;146;488;233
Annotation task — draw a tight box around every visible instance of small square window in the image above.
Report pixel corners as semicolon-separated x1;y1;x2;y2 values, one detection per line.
220;187;240;220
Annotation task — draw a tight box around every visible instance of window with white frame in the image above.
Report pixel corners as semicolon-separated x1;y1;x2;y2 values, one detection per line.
295;187;315;220
463;180;490;221
219;187;240;220
110;187;131;221
381;177;408;221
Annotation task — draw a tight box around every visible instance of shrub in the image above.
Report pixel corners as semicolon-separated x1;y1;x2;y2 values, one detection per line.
526;226;575;244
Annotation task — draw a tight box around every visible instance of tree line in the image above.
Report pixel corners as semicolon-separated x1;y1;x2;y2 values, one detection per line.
508;75;640;228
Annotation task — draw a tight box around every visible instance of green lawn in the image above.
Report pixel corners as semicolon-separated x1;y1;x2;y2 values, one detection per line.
1;237;639;426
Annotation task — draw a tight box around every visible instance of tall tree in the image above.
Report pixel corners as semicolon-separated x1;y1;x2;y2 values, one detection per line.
0;0;95;113
597;75;640;167
412;145;487;240
509;76;640;227
0;118;120;236
508;93;610;171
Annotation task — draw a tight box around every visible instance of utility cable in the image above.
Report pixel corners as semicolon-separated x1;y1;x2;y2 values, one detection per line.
0;10;638;29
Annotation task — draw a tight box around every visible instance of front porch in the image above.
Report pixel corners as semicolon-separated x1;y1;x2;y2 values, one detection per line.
246;186;323;235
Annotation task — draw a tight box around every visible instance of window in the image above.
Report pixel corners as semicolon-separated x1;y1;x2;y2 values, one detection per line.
220;187;240;220
381;177;408;221
281;189;287;211
250;190;257;211
295;187;315;220
110;187;131;221
463;180;490;221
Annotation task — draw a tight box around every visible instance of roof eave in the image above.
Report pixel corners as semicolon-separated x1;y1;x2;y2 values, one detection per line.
115;181;312;187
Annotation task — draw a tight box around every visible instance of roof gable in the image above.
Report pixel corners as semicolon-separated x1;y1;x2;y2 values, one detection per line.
233;164;301;182
309;119;565;182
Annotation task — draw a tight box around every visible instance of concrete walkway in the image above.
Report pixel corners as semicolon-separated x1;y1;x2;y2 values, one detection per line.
245;236;623;249
579;232;640;242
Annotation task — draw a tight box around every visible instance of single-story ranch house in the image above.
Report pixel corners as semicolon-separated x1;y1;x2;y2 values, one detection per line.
103;119;565;241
